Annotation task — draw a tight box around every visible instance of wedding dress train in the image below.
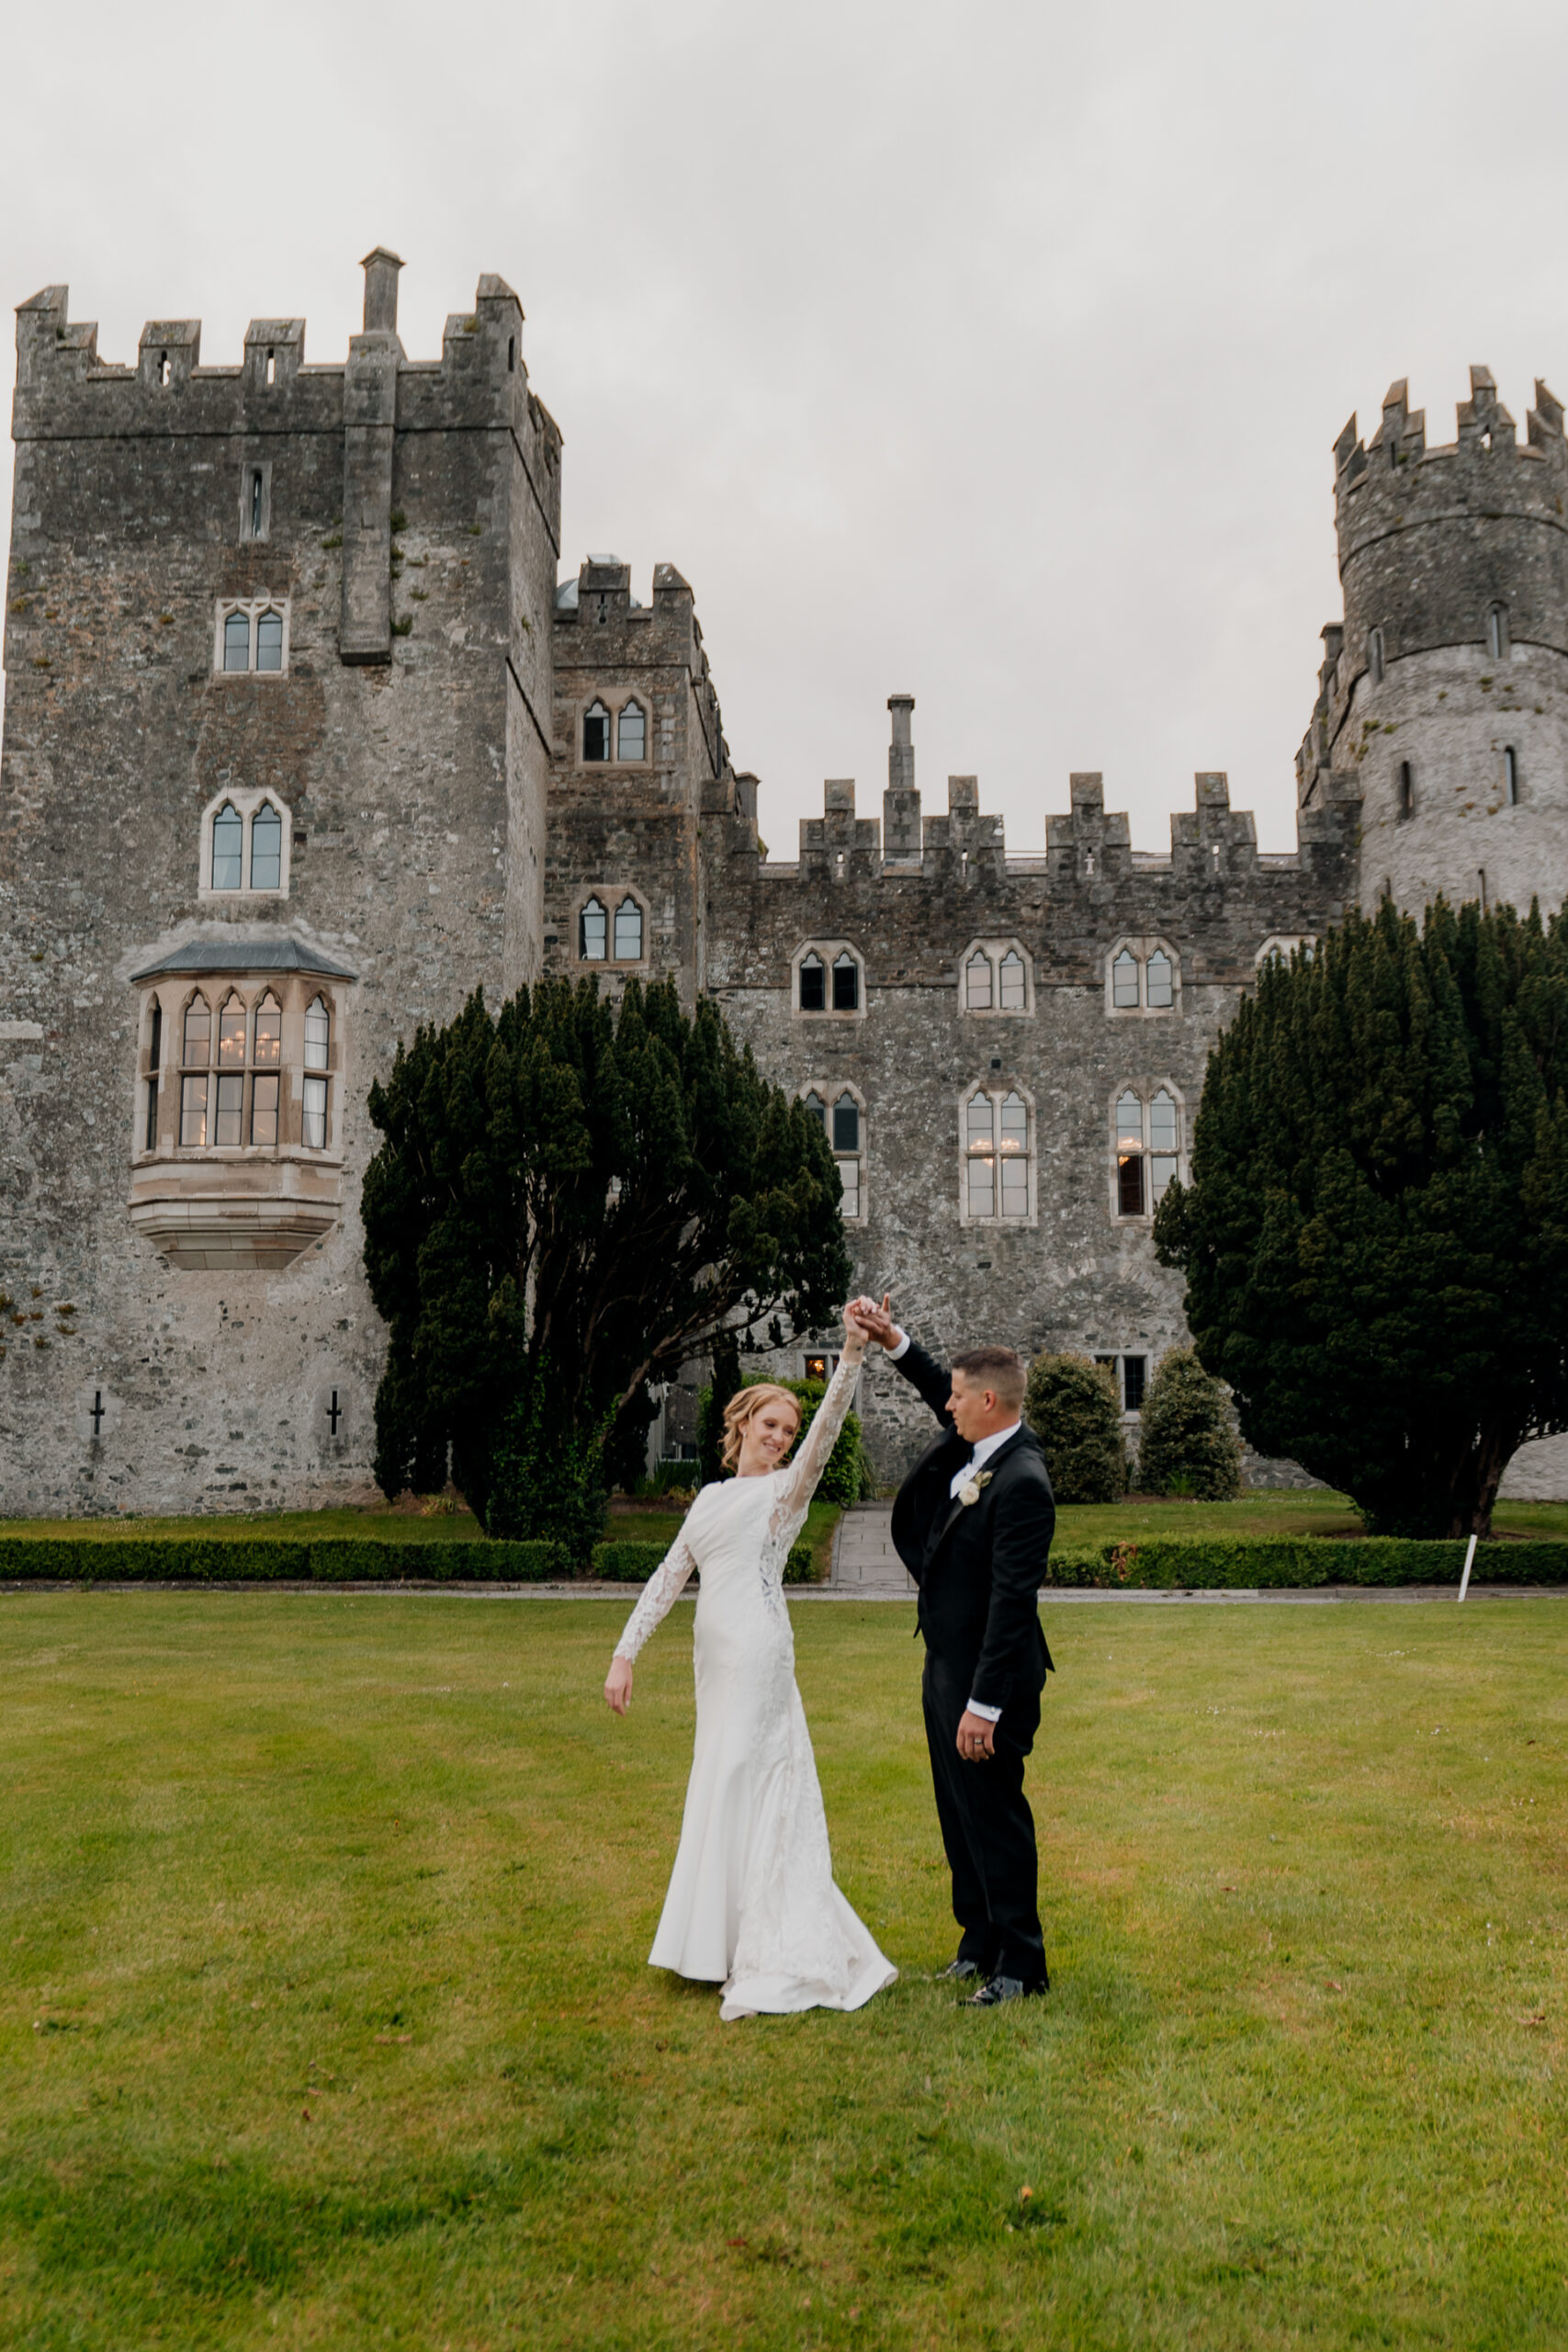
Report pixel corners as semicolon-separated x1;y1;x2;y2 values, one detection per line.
614;1354;897;2020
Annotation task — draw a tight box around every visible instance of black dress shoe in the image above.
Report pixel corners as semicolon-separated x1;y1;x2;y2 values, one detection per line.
937;1957;983;1982
964;1974;1044;2007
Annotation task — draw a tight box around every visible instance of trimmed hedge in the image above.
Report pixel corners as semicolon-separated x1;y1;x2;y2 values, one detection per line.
0;1536;569;1584
590;1537;821;1584
1045;1537;1568;1589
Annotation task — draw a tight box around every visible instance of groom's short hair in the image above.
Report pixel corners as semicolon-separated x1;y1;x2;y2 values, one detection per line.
951;1345;1026;1409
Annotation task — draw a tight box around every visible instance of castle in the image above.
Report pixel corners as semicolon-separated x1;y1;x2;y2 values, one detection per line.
2;253;1564;1513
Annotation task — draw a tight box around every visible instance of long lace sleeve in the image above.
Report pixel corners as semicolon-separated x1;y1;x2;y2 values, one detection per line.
613;1527;699;1664
768;1345;867;1546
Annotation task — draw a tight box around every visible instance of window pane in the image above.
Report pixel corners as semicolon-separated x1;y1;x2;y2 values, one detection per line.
804;1090;826;1128
218;995;246;1066
1000;1157;1029;1217
1151;1153;1179;1203
180;1073;209;1148
831;953;859;1012
967;1156;995;1218
1149;1089;1179;1152
304;995;330;1071
182;997;211;1068
215;1071;243;1147
1145;950;1173;1009
1122;1355;1147;1411
998;950;1025;1010
1112;949;1140;1009
583;701;610;762
798;953;825;1011
211;802;243;890
965;952;992;1010
1118;1154;1145;1216
839;1161;860;1219
302;1074;328;1149
251;803;282;888
1115;1091;1144;1153
966;1095;996;1152
617;702;645;761
251;1071;279;1146
144;1076;159;1151
254;610;283;672
222;610;251;672
999;1091;1028;1151
254;995;281;1066
614;897;643;960
832;1092;860;1153
580;898;608;960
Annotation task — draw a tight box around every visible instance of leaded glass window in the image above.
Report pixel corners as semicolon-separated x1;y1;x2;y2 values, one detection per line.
965;952;993;1010
251;803;282;889
583;701;611;762
214;1071;244;1148
614;896;643;960
218;995;246;1067
1112;948;1141;1010
1150;1089;1179;1202
966;1094;997;1218
832;1091;860;1154
254;994;281;1066
304;996;330;1072
251;1072;279;1146
211;803;243;890
222;611;251;672
254;610;284;673
1145;950;1173;1010
302;1074;328;1150
580;897;608;960
998;950;1026;1011
617;702;646;761
804;1090;826;1128
183;996;211;1068
998;1091;1029;1218
180;1073;209;1148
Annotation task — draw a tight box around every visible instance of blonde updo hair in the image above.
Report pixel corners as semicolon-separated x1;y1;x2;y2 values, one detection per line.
720;1383;802;1474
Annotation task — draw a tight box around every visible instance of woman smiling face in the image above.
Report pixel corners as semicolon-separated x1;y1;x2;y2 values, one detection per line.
737;1393;801;1476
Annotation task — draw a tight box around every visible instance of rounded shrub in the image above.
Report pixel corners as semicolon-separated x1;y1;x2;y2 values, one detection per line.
1134;1348;1243;1499
1023;1353;1126;1503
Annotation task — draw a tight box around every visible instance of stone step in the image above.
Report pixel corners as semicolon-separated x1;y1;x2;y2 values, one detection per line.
831;1504;916;1592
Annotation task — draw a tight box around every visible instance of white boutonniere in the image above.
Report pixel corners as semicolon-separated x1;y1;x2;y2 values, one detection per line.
958;1470;993;1507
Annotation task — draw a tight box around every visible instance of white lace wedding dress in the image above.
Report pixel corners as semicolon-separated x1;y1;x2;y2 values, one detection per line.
614;1352;897;2021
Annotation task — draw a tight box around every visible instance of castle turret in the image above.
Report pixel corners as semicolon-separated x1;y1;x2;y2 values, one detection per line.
1299;368;1568;917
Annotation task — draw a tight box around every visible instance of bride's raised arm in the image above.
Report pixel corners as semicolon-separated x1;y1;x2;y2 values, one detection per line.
768;1314;870;1540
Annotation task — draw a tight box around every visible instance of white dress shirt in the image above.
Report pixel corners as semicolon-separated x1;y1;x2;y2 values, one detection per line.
886;1327;1017;1725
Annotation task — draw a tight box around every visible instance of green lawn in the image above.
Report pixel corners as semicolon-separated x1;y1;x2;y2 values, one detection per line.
3;1595;1565;2347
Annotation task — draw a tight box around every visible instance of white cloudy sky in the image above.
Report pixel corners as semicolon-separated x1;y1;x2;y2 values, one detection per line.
5;0;1568;855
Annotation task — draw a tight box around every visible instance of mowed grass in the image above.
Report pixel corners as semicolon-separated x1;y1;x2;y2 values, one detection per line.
2;1595;1566;2350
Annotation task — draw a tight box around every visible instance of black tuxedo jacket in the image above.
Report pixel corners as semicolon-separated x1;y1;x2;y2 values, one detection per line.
889;1339;1055;1711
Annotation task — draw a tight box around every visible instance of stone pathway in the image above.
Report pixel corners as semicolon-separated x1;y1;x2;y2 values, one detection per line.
830;1504;916;1593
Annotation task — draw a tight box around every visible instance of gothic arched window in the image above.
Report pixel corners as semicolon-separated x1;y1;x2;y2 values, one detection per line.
254;610;284;673
580;896;608;960
831;952;859;1012
211;802;243;891
965;951;993;1010
614;896;644;960
798;952;825;1012
250;803;282;890
183;995;211;1068
223;611;251;672
998;950;1026;1011
616;701;646;762
583;700;611;762
1145;949;1174;1010
1111;948;1140;1010
964;1087;1031;1223
302;996;330;1149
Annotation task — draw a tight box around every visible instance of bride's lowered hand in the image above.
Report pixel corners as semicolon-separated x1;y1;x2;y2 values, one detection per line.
604;1656;634;1715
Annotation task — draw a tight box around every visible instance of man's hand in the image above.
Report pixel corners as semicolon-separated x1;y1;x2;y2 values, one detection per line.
956;1708;996;1763
849;1292;900;1350
604;1657;633;1716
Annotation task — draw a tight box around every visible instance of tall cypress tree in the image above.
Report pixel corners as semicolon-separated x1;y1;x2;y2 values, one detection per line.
361;976;852;1538
1155;899;1568;1536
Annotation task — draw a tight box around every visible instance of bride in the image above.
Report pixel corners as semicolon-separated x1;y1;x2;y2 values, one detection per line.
604;1310;897;2022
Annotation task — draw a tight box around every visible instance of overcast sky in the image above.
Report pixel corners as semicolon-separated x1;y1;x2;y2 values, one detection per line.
5;0;1568;856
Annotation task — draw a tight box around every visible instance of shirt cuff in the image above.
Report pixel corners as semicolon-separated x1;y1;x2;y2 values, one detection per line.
965;1697;1003;1723
886;1329;910;1359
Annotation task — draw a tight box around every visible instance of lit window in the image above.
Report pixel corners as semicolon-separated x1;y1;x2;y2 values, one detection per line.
1150;1089;1179;1202
1114;1089;1181;1216
832;1091;860;1153
798;953;826;1012
1112;949;1141;1010
1145;949;1174;1010
614;896;643;960
617;702;646;761
183;996;211;1068
998;1091;1028;1219
180;1074;209;1148
218;995;246;1067
965;1095;996;1219
964;1089;1030;1221
254;994;281;1066
304;996;330;1072
215;1072;244;1148
831;953;859;1012
581;896;608;960
223;611;251;672
251;1072;279;1146
211;803;243;890
965;952;993;1010
302;1074;328;1149
998;950;1026;1011
1116;1090;1145;1216
583;700;611;762
250;803;282;890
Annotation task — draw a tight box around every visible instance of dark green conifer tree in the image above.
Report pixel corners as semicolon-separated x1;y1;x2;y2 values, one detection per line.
1133;1348;1242;1499
361;976;852;1544
1155;899;1568;1535
1023;1352;1126;1502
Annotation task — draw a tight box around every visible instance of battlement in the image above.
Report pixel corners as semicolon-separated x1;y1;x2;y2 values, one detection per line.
1335;368;1568;552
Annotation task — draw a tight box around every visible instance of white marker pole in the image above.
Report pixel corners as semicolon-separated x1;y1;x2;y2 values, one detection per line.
1458;1532;1478;1604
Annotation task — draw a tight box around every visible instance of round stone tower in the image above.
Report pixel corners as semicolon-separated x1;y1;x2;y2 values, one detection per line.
1298;368;1568;918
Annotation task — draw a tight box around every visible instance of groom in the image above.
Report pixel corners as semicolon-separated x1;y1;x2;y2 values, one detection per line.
848;1296;1055;2007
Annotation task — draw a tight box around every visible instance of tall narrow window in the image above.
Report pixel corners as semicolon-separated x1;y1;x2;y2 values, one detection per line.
1145;950;1174;1010
998;950;1026;1011
580;896;608;960
1112;948;1141;1010
583;700;611;762
218;994;246;1067
998;1091;1029;1218
253;994;281;1066
251;1073;279;1147
145;1002;162;1150
180;1074;209;1148
249;469;265;537
215;1072;244;1148
254;610;284;673
831;952;859;1012
617;702;646;762
249;803;282;890
614;896;643;960
1116;1091;1145;1216
145;1072;159;1150
211;802;243;889
1122;1355;1147;1412
302;1075;328;1149
1488;604;1506;660
223;611;251;672
966;1095;997;1218
1398;761;1414;819
965;951;994;1010
798;952;825;1011
1149;1090;1179;1203
304;996;330;1072
804;1089;826;1129
1505;746;1519;805
182;995;211;1068
1368;627;1383;684
832;1091;860;1154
